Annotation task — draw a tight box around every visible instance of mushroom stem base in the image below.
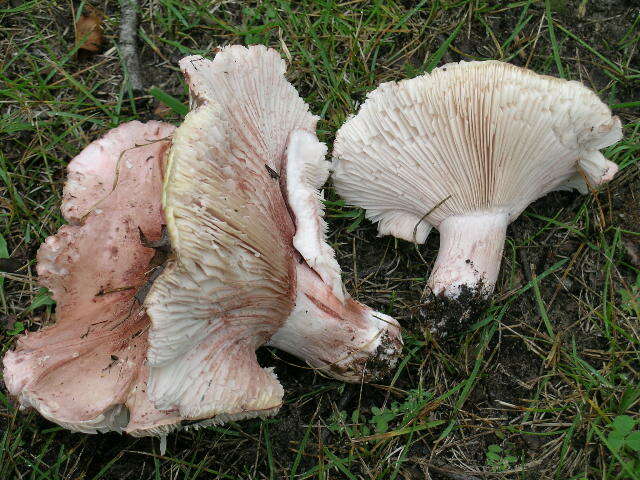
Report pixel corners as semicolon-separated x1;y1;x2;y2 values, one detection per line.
428;212;509;298
267;264;401;382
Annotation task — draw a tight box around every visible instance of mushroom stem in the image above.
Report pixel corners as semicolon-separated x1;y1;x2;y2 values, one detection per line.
428;212;509;298
267;264;401;382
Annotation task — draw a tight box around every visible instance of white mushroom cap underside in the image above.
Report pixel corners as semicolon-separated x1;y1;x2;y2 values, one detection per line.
145;46;321;421
182;47;342;293
180;45;319;174
333;61;622;243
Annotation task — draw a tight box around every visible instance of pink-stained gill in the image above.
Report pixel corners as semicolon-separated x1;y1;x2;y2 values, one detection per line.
145;46;401;420
145;46;313;421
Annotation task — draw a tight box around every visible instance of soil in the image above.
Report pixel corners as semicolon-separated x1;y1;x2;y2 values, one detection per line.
1;0;638;478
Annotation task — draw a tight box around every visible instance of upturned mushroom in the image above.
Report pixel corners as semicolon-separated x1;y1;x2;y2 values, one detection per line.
3;45;401;436
332;61;622;299
144;46;401;422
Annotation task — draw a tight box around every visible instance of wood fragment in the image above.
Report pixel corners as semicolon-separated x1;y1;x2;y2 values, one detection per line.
517;247;533;284
118;0;143;93
265;164;280;179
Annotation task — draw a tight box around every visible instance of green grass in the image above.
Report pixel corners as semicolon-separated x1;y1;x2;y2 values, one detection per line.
1;0;639;479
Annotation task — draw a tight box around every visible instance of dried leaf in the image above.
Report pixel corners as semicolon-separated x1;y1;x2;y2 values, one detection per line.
75;6;103;53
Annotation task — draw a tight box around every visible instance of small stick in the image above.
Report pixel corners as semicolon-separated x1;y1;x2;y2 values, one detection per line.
427;464;481;480
517;247;533;285
119;0;143;93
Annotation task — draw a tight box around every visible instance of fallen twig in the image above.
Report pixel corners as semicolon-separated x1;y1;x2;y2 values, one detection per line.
119;0;143;93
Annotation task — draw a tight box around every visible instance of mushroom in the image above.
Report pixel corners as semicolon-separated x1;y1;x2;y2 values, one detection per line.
144;45;402;421
2;120;182;436
4;45;402;436
332;61;622;299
